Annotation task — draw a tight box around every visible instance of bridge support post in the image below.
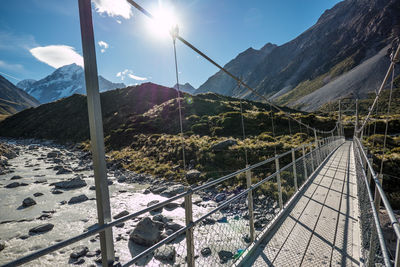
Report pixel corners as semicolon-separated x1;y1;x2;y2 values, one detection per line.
374;174;383;210
395;239;400;267
314;129;321;166
291;148;298;191
309;144;315;172
246;168;255;242
302;145;308;180
185;193;195;267
275;156;283;209
367;158;373;185
78;0;115;266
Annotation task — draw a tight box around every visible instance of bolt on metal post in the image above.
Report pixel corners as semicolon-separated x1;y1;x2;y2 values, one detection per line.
275;156;283;210
246;167;255;242
185;193;195;267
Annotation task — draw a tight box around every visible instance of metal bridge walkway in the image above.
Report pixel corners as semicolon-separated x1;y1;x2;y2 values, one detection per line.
244;141;361;266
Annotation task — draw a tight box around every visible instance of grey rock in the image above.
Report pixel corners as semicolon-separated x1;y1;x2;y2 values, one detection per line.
10;175;22;180
165;202;179;210
0;240;5;251
52;189;63;194
5;182;21;188
211;139;237;151
29;223;54;234
165;222;183;232
161;185;185;197
214;193;226;202
68;194;88;204
53;177;87;189
154;245;176;262
56;167;73;175
218;250;233;263
201;247;212;257
186;169;201;184
34;192;44;197
22;197;36;207
117;175;126;183
70;245;88;258
47;151;60;158
89;185;95;190
147;200;162;212
113;210;129;220
129;217;163;246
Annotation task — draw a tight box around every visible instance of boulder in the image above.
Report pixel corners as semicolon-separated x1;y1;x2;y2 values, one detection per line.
165;202;179;210
0;240;5;251
5;182;20;188
117;175;126;183
218;250;233;263
147;200;162;212
211;139;237;151
201;247;212;257
129;217;163;246
47;151;60;158
214;193;226;203
10;175;22;180
53;178;87;189
113;210;129;220
154;245;176;262
186;169;201;184
165;222;183;232
29;223;54;234
56;167;73;175
161;185;185;197
22;197;36;207
70;245;89;258
33;192;44;197
68;194;88;204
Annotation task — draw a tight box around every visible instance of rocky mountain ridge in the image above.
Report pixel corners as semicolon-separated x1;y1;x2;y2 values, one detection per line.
196;0;400;110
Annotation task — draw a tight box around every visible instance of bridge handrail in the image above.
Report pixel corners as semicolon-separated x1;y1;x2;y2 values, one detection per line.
353;138;392;266
354;137;400;240
1;136;344;267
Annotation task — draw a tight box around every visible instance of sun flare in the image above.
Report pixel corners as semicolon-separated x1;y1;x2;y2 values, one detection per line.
147;6;180;38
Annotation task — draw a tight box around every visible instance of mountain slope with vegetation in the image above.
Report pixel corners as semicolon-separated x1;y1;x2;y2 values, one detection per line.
0;82;336;182
0;75;39;119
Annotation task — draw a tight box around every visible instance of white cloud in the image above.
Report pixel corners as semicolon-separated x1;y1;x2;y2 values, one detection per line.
30;45;83;68
116;69;147;81
98;41;109;53
0;60;24;71
92;0;133;19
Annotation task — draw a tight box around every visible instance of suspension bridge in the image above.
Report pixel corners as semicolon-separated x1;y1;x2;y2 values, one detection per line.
2;0;400;266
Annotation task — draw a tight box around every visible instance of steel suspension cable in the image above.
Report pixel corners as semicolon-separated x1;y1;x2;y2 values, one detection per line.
171;27;186;171
379;65;395;175
126;0;338;135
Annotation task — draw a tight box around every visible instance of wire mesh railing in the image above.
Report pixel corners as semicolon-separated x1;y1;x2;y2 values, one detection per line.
1;136;344;267
353;136;400;267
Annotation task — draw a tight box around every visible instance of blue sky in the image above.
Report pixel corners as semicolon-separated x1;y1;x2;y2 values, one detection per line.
0;0;342;88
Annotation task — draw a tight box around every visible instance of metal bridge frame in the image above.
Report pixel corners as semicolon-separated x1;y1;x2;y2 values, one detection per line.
1;1;399;266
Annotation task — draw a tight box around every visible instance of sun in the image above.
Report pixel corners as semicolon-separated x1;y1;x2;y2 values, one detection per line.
147;5;180;39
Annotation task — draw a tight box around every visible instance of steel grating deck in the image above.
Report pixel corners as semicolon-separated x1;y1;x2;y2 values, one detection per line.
245;141;361;266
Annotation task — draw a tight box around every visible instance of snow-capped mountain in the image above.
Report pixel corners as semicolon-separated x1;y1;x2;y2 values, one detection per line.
18;64;125;103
